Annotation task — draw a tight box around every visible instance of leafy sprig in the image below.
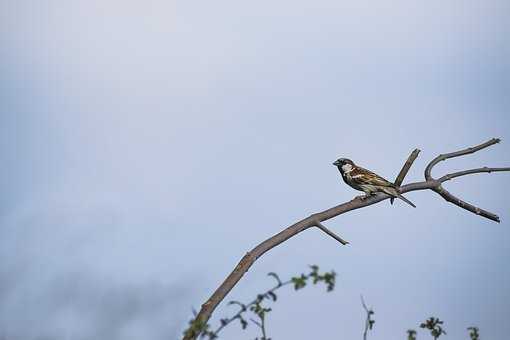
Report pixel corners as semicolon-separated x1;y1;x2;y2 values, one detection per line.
420;317;446;339
184;265;336;339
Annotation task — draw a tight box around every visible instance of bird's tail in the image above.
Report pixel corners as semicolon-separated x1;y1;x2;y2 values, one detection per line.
382;187;416;208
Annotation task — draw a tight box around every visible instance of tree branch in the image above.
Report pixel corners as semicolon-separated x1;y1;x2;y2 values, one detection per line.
432;185;501;222
391;148;421;204
438;167;510;183
315;221;349;245
424;138;501;180
422;138;506;222
183;138;509;340
394;148;421;187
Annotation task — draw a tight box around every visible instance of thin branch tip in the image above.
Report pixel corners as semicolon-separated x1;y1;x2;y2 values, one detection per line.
315;221;349;246
391;148;421;204
438;167;510;183
425;138;504;181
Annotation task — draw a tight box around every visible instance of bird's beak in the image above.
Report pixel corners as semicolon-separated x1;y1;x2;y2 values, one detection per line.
333;161;339;166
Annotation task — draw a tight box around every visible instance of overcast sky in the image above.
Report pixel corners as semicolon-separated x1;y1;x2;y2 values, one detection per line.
1;1;509;339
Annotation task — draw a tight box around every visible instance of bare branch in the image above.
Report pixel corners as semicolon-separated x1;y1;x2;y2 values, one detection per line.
315;221;349;245
419;138;508;223
436;166;510;221
394;148;421;187
391;148;421;204
433;185;501;222
438;167;510;183
183;139;509;340
425;138;500;180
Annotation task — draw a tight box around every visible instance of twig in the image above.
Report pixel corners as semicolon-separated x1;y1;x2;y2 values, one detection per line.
211;278;291;336
433;185;500;222
361;295;375;340
391;148;420;204
183;138;509;340
315;221;349;245
424;139;506;222
395;149;421;186
438;167;510;182
250;316;268;340
424;138;501;180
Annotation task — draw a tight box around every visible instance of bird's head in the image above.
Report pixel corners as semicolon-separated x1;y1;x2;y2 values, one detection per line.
332;158;354;167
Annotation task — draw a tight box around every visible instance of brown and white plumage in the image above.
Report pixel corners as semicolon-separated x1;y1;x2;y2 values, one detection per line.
333;158;416;208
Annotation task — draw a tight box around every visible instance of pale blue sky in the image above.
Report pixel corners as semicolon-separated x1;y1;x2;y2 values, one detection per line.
1;1;509;339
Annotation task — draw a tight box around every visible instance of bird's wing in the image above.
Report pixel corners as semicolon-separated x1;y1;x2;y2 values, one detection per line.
350;166;393;187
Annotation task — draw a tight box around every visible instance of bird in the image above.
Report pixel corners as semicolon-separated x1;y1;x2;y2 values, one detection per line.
332;158;416;208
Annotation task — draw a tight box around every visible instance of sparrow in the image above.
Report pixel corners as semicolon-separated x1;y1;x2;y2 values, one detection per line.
332;158;416;208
